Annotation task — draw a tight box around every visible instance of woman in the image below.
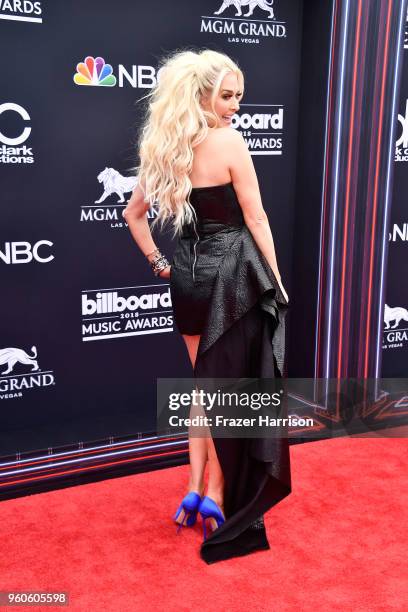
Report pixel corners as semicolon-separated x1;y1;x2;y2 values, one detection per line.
123;48;291;564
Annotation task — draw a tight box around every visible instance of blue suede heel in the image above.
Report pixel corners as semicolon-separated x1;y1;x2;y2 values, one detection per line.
198;496;225;541
173;492;202;533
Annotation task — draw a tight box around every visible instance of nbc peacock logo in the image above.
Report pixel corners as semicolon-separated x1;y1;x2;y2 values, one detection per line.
73;56;116;87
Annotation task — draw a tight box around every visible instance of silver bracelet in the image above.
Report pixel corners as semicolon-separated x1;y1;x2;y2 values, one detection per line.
150;251;169;276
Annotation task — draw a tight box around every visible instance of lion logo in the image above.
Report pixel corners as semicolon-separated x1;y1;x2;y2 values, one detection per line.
214;0;275;19
384;303;408;329
95;168;138;204
0;345;39;376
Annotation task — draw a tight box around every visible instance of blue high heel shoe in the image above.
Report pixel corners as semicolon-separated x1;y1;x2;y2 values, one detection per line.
173;492;202;534
198;496;225;541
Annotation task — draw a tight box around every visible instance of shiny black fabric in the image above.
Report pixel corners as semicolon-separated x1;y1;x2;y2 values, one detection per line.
169;182;291;564
170;182;245;336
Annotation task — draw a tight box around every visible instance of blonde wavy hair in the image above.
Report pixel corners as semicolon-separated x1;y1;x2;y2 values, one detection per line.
134;48;244;237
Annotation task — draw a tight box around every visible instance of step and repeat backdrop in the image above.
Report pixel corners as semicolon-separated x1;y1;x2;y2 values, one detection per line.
383;8;408;376
0;1;303;455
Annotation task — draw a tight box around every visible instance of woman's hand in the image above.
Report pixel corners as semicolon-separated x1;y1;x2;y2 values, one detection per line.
275;273;289;303
278;279;289;304
158;265;171;279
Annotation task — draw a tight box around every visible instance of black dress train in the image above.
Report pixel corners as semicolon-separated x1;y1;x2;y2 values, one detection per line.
169;182;291;564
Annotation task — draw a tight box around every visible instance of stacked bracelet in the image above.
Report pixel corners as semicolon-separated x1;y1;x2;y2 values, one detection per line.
148;249;169;277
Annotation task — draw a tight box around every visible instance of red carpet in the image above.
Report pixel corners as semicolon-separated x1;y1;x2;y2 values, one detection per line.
0;436;407;611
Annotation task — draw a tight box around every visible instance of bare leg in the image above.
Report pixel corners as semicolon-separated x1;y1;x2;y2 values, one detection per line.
206;436;225;515
182;334;225;515
182;334;206;496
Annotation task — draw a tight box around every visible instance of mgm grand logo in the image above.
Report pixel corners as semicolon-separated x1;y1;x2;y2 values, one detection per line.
81;285;173;341
0;345;55;400
201;1;286;45
80;167;158;230
383;303;408;349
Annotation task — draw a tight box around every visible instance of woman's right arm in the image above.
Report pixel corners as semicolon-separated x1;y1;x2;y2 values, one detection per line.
226;129;289;303
122;182;156;255
122;181;170;278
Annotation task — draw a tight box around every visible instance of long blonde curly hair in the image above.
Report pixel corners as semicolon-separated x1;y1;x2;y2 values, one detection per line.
134;48;244;237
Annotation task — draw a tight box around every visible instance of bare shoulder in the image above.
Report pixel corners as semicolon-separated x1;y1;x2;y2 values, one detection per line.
211;127;246;145
192;128;247;184
202;127;248;161
200;127;245;147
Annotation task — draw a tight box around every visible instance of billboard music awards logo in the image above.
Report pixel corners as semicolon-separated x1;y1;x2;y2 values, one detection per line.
73;56;157;89
81;285;173;341
0;346;55;400
0;0;42;23
395;99;408;162
80;168;158;229
200;0;286;45
0;102;34;164
383;303;408;350
233;104;283;154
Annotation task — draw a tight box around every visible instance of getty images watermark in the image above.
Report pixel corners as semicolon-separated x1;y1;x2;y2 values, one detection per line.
166;385;312;429
156;378;408;438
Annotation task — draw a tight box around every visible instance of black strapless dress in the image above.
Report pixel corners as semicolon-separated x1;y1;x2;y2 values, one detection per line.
169;182;291;564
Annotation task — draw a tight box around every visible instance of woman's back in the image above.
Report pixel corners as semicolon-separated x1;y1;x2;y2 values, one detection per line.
189;127;233;188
